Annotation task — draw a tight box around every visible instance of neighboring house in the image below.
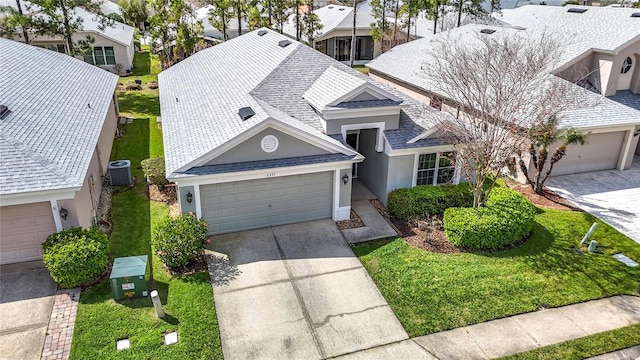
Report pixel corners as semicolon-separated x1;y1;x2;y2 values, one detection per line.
0;39;119;265
158;29;455;235
0;0;135;73
283;4;380;64
367;7;640;177
194;5;250;42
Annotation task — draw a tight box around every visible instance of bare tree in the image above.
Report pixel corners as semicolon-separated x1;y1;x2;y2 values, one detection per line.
349;0;366;67
423;30;581;207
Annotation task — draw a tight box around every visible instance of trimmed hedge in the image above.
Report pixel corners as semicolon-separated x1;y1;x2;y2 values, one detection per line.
42;227;109;288
444;187;536;250
388;183;474;220
152;213;209;269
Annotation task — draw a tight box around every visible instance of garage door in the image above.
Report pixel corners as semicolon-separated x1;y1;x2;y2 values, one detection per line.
551;131;625;176
201;172;333;234
0;202;57;264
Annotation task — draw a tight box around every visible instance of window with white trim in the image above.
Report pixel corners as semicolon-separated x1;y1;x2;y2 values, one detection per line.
83;46;116;65
416;152;455;186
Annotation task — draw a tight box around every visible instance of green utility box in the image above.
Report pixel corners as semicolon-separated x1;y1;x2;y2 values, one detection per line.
110;255;150;301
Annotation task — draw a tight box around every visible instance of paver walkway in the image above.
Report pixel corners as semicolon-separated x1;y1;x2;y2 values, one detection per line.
41;288;80;360
411;295;640;360
546;156;640;244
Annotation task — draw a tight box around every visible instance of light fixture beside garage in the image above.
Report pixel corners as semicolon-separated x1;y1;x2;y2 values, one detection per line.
261;135;279;153
59;208;68;221
342;174;349;185
186;191;193;204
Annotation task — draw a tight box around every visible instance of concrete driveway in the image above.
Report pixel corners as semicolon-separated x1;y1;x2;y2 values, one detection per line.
206;219;409;360
0;261;57;360
546;156;640;244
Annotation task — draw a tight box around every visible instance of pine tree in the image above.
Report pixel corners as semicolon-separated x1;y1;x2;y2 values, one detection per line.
208;0;232;40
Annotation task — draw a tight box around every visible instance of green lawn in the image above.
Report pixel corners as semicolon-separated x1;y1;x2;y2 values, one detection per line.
501;324;640;360
353;65;369;74
353;209;640;338
70;52;222;359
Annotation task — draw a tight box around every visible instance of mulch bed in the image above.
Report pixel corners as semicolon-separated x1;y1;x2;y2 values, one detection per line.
509;184;581;211
148;184;177;203
166;255;208;276
336;209;365;229
369;199;461;254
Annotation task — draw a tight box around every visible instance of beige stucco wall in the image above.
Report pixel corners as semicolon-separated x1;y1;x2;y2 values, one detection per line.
58;97;118;228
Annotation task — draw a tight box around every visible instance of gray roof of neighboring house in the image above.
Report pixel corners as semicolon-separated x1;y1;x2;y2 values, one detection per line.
0;0;134;46
494;5;640;64
0;38;118;196
282;4;377;42
194;5;249;40
159;29;452;178
367;22;640;130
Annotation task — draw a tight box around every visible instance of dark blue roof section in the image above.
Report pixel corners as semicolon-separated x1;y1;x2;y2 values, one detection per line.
175;153;356;177
608;90;640;111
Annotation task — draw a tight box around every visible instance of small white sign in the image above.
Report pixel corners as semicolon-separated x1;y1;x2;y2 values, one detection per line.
164;332;178;345
116;339;130;350
122;283;135;290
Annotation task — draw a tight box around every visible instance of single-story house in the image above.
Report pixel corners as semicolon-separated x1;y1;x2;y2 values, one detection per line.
282;4;381;64
159;29;456;235
0;0;135;73
0;38;119;265
194;5;250;42
367;7;640;177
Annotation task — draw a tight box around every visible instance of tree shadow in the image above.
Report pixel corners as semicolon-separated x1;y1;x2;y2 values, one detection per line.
206;254;242;287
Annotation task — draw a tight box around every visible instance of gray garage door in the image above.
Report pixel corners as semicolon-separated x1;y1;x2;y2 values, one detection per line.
551;131;625;176
201;172;333;234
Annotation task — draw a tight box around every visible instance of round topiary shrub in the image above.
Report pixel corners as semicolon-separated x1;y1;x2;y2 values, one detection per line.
41;227;109;288
152;213;209;270
443;187;536;250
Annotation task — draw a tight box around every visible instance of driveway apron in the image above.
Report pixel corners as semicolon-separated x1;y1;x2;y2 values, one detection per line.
207;219;408;360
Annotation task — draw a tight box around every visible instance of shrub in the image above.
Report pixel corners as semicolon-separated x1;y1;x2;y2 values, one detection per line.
444;187;536;250
41;227;108;288
141;157;168;188
152;213;209;269
387;183;474;220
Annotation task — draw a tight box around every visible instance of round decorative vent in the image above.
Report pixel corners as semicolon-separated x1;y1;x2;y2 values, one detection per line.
261;135;279;153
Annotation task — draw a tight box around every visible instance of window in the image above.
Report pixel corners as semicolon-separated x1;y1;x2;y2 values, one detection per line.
83;46;116;66
621;57;632;74
36;44;66;53
416;152;455;186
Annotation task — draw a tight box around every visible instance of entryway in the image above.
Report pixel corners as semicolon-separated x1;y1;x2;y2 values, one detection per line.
206;220;408;360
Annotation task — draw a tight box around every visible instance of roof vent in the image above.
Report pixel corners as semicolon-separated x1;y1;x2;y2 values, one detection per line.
258;29;268;36
632;12;640;17
328;5;334;8
0;105;9;119
238;107;256;121
339;7;345;10
278;39;291;48
567;7;587;13
480;28;496;34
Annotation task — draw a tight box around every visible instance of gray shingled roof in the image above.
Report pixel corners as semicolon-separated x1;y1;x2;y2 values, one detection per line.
368;22;640;130
159;29;453;178
303;66;366;111
0;38;118;196
282;4;377;42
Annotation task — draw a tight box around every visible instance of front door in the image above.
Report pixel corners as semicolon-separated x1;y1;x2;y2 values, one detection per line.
346;131;359;178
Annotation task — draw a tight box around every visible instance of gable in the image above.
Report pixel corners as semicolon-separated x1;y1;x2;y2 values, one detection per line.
204;127;333;166
343;90;383;102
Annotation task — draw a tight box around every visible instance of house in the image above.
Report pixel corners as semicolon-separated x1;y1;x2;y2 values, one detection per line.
194;5;250;42
0;0;136;73
0;38;119;264
158;29;455;235
282;4;380;64
367;7;640;177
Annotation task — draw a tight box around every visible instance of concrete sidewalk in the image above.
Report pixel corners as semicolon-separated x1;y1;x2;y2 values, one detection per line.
587;345;640;360
412;295;640;359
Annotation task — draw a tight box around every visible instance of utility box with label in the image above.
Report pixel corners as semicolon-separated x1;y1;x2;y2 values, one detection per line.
110;255;149;301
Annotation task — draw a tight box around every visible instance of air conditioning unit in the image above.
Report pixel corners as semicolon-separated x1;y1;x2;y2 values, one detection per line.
108;160;133;186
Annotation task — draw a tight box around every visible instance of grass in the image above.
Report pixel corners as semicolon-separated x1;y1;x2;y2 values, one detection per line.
500;324;640;360
353;65;369;74
70;51;222;359
353;209;640;338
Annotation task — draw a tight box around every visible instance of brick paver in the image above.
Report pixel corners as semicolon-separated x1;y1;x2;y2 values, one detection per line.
41;288;80;360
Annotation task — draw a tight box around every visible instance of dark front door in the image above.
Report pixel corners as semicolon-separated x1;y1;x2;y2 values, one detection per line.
346;131;359;177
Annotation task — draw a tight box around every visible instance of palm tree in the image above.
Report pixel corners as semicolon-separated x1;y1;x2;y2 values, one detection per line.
519;116;588;194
